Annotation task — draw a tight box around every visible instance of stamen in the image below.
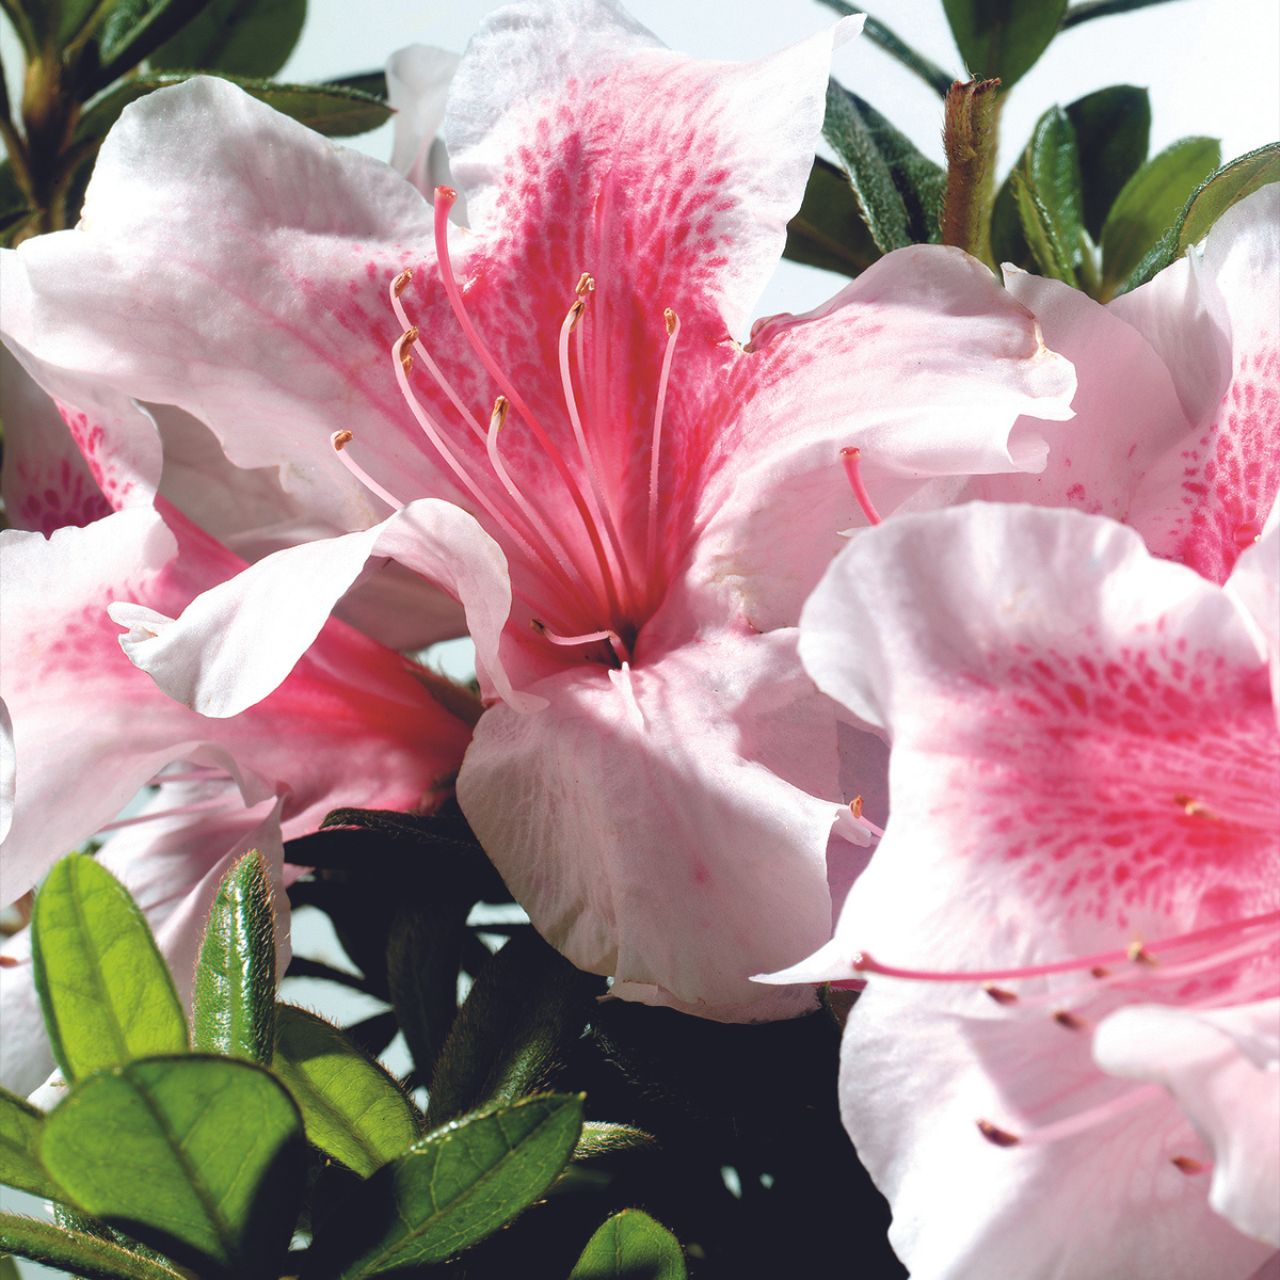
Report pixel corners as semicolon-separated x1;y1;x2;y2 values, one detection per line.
399;327;417;374
851;795;864;819
1174;794;1217;819
646;307;681;579
332;430;407;511
1052;1009;1086;1030
97;797;236;835
531;619;630;666
432;187;623;623
977;1120;1020;1148
1172;1156;1206;1175
978;1085;1160;1149
576;273;595;296
393;268;412;297
0;955;18;969
984;984;1019;1005
840;447;883;526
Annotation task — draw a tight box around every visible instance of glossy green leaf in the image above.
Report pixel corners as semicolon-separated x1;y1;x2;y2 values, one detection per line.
1012;172;1076;283
1177;143;1280;251
272;1005;419;1177
150;0;306;78
823;79;944;251
1100;135;1220;295
0;1215;185;1280
1065;85;1150;238
782;157;880;278
0;1086;54;1199
1012;106;1089;285
192;849;276;1062
569;1210;687;1280
941;0;1068;88
316;1093;583;1276
427;930;602;1127
815;1;954;96
78;73;390;143
31;853;188;1081
39;1055;304;1277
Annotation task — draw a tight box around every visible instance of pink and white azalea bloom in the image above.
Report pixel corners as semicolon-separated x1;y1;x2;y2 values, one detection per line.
943;183;1280;582
0;352;473;1092
782;502;1279;1279
0;0;1076;1020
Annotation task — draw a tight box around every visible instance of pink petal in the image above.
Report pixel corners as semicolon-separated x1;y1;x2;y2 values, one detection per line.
1228;518;1280;716
456;621;842;1021
1095;1000;1280;1245
688;247;1076;629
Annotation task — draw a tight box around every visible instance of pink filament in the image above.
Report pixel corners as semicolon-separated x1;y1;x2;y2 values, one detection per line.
534;620;631;666
841;447;882;526
332;431;407;511
647;309;681;584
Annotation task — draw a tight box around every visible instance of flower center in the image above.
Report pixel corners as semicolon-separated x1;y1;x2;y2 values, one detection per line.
333;187;683;669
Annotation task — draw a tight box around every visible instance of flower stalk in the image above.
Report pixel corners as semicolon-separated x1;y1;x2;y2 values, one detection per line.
940;77;1002;268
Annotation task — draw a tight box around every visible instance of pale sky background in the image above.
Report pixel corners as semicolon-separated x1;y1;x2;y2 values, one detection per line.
1;0;1278;1274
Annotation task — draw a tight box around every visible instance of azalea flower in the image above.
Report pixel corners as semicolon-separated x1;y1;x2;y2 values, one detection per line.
0;0;1076;1019
779;501;1279;1279
0;350;473;1092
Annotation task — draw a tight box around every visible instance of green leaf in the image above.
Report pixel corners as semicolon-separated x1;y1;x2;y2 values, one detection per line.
0;161;35;243
314;1093;584;1277
0;1215;186;1280
1011;106;1089;285
324;70;387;100
150;0;306;78
31;853;188;1081
574;1121;658;1161
427;930;603;1128
1177;142;1280;252
272;1005;420;1178
1061;0;1187;29
1100;135;1220;295
90;0;217;89
815;1;955;97
192;849;277;1062
942;0;1068;89
0;1086;54;1199
39;1055;305;1278
1065;85;1150;238
569;1209;687;1280
1012;173;1076;283
0;1255;16;1279
822;79;945;251
782;157;880;279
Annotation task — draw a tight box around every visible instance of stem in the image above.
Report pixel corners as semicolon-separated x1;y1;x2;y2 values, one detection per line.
816;0;955;97
1062;0;1188;29
940;78;1001;267
0;65;35;201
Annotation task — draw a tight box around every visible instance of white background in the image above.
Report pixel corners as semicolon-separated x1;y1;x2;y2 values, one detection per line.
1;0;1277;1275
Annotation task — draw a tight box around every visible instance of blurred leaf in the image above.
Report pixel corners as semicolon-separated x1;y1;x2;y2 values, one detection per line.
0;162;36;242
90;0;217;89
0;1255;15;1279
1101;135;1220;295
150;0;305;78
284;954;375;994
78;73;390;142
0;1085;54;1199
569;1209;687;1280
313;1093;583;1277
1012;106;1088;284
342;1010;400;1061
823;79;945;251
815;0;955;96
325;70;387;100
272;1005;419;1178
783;157;880;278
1061;0;1187;29
1065;84;1150;238
1177;143;1280;251
427;930;603;1128
192;849;277;1063
39;1055;304;1278
574;1121;658;1161
0;1215;185;1280
942;0;1068;88
31;853;188;1082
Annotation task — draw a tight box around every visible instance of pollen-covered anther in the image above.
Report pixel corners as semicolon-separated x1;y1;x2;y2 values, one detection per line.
331;429;354;451
977;1119;1020;1148
850;795;864;819
664;306;678;336
1127;940;1156;965
567;298;586;333
1052;1008;1086;1030
1174;793;1216;819
399;327;419;374
1090;965;1111;979
575;272;595;296
393;268;413;297
490;395;509;432
0;955;17;969
983;983;1019;1006
1171;1156;1206;1175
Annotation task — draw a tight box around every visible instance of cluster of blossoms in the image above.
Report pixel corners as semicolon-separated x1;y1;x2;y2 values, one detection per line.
0;0;1274;1275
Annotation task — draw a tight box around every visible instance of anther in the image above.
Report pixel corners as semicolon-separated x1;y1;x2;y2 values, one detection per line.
1171;1156;1206;1175
490;396;509;432
0;955;17;969
330;430;405;510
1127;940;1156;965
850;795;864;819
399;327;418;374
576;272;595;296
664;307;677;336
977;1120;1020;1148
983;984;1019;1006
393;268;413;297
332;429;353;450
1052;1009;1086;1030
840;446;883;526
567;298;586;332
1174;794;1215;818
1090;966;1110;979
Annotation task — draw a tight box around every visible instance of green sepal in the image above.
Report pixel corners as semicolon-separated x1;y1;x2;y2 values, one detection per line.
569;1209;687;1280
0;1085;55;1199
38;1055;305;1278
0;1214;186;1280
192;848;277;1062
574;1121;658;1161
310;1093;584;1277
822;79;945;252
426;929;603;1128
941;0;1068;89
31;853;188;1082
149;0;305;78
1100;135;1220;296
271;1004;420;1178
1065;84;1151;239
782;157;881;279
